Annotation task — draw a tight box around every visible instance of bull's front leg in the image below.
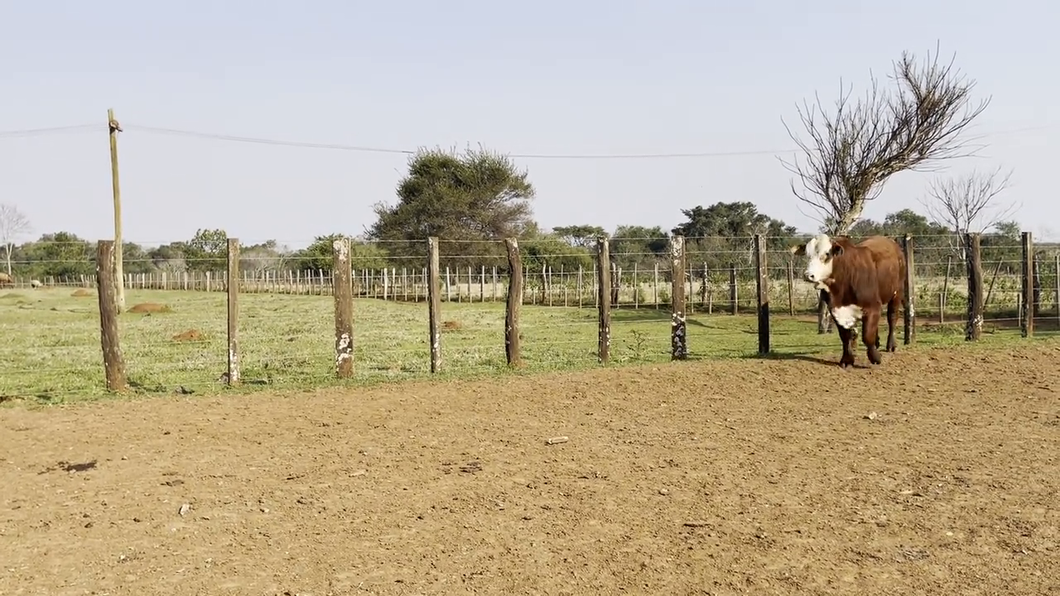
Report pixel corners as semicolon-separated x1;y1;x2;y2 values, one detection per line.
862;308;883;365
837;325;856;368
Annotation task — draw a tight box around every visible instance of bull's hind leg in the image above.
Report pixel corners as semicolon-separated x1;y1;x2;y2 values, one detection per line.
885;296;899;352
862;308;883;365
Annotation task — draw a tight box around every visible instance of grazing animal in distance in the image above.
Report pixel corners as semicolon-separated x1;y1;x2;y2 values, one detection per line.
0;273;13;287
790;234;905;367
30;279;43;288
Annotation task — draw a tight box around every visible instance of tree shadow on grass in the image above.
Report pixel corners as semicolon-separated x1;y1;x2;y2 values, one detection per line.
609;308;712;329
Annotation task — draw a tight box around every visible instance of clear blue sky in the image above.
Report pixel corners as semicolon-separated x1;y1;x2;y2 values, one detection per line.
1;0;1056;248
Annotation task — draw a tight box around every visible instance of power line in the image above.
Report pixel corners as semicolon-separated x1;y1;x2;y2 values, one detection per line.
0;124;102;138
125;125;416;155
123;124;796;159
1;120;1055;159
122;122;1060;160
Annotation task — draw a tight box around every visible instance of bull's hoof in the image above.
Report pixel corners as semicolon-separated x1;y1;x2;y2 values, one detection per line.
839;354;855;368
867;347;883;365
886;339;897;353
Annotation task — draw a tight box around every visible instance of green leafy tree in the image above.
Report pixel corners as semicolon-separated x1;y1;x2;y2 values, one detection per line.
551;225;608;248
148;243;187;273
121;242;155;275
671;202;797;271
291;234;390;272
368;146;536;267
609;225;669;270
522;232;595;271
21;232;94;278
992;220;1020;241
184;228;228;272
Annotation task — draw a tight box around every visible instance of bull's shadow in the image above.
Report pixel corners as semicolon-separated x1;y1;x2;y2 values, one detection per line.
747;350;876;369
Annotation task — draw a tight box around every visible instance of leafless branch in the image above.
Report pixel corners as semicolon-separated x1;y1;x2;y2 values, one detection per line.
0;204;32;276
920;165;1019;255
778;42;991;235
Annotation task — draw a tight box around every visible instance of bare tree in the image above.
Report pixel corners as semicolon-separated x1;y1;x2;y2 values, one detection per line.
0;204;32;276
779;44;990;332
781;45;990;234
920;166;1018;259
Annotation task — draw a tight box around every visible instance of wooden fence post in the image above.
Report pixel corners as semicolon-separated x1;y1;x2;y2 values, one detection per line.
940;255;952;324
1055;254;1060;327
729;264;738;315
1021;231;1034;338
787;258;795;316
504;238;522;367
427;237;442;372
902;234;916;345
754;234;770;355
95;240;127;392
653;263;660;309
965;233;984;341
596;238;612;363
226;238;240;385
984;259;1003;311
670;235;687;360
332;238;354;378
1033;259;1043;318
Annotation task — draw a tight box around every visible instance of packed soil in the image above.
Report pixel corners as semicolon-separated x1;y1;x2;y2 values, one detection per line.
2;341;1058;595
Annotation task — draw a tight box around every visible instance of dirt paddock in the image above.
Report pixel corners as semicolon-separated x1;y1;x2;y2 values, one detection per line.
2;342;1059;595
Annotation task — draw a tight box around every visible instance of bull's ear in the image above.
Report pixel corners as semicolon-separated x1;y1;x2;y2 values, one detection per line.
830;244;844;257
789;244;806;257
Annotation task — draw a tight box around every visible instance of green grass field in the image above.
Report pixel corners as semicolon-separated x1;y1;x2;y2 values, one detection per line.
0;287;1052;404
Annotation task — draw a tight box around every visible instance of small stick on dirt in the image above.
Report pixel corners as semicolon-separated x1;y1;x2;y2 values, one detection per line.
546;436;569;445
683;521;711;528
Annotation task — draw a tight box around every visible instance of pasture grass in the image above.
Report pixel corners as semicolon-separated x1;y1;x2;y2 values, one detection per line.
0;287;1053;405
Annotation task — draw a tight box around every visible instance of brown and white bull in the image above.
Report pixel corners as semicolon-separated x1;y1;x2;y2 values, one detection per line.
790;234;905;367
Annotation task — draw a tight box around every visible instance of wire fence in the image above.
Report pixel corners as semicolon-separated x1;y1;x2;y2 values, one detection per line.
2;233;1058;402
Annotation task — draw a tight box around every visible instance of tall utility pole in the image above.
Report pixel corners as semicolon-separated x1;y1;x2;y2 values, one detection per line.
108;108;126;313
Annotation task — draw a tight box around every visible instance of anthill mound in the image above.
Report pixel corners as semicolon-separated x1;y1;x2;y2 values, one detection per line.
442;320;463;331
70;289;93;297
129;303;171;314
172;329;203;342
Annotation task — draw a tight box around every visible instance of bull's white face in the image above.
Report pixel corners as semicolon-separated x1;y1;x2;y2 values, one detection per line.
790;234;839;290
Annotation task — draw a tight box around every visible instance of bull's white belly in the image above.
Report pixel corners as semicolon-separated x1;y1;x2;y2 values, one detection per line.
831;305;863;329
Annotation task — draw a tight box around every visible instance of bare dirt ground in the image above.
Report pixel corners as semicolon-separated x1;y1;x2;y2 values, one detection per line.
2;342;1059;596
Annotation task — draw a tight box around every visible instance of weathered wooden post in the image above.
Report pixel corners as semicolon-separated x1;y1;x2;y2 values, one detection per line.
754;234;770;355
95;240;127;392
226;238;240;385
902;234;916;345
670;235;687;360
332;237;354;378
787;258;795;317
729;264;738;315
596;238;612;363
427;237;442;372
1055;254;1060;328
940;255;952;324
965;233;984;341
504;238;522;367
1021;231;1034;338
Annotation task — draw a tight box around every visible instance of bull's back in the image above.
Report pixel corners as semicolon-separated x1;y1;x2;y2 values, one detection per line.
857;236;905;301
